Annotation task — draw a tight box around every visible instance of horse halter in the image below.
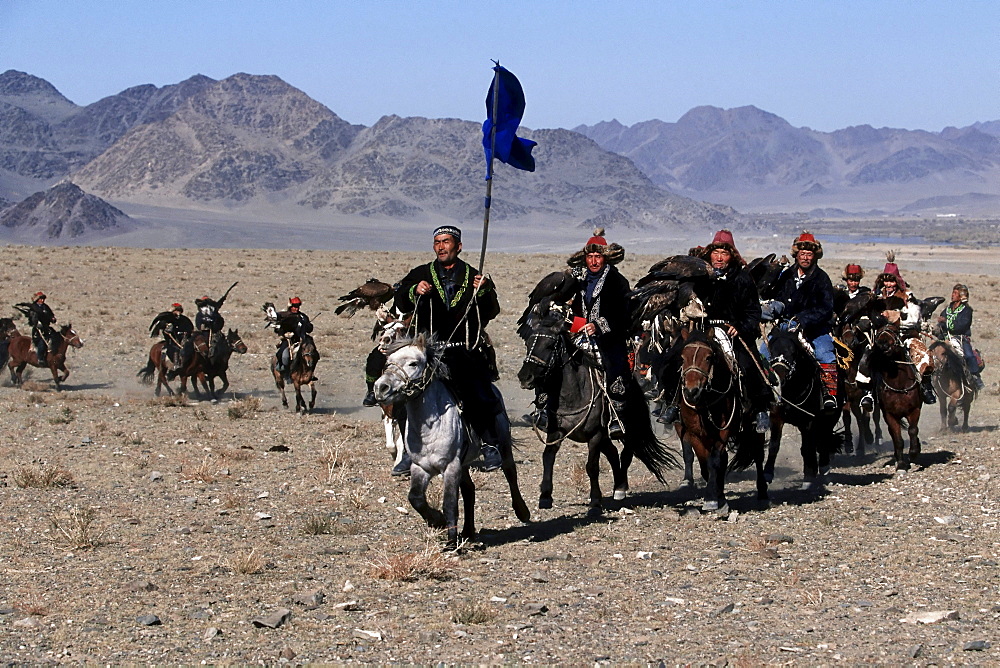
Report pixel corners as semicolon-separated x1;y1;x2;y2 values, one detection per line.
523;330;564;376
382;350;439;400
681;341;714;383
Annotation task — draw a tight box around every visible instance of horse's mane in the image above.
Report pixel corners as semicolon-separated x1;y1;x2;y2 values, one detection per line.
930;339;965;373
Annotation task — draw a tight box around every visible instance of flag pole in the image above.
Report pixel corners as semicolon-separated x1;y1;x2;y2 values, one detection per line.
479;60;501;275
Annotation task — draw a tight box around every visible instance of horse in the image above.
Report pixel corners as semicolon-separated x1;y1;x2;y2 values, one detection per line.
137;340;175;396
137;331;213;399
871;323;923;472
6;324;84;388
195;329;248;400
675;329;769;512
764;329;842;491
929;339;975;432
270;334;320;412
373;335;530;546
517;304;676;512
0;317;19;368
836;322;881;455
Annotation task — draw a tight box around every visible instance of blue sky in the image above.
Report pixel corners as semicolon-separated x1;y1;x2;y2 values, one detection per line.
4;0;997;132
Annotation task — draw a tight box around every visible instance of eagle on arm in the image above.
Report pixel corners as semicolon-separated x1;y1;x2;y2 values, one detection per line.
335;278;396;318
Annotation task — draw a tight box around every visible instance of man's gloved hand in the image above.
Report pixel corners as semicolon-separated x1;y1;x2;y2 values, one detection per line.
760;300;785;322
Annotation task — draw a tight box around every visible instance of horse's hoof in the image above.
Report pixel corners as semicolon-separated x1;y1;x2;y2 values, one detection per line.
763;472;774;485
586;505;603;518
678;479;694;489
800;479;821;492
613;490;627;501
757;497;771;510
702;500;719;511
819;465;831;476
716;503;731;516
538;497;553;510
894;467;908;477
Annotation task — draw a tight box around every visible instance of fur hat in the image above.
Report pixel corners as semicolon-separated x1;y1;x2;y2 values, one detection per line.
33;291;46;300
791;231;823;259
875;250;906;291
700;229;744;266
842;264;865;281
567;227;625;267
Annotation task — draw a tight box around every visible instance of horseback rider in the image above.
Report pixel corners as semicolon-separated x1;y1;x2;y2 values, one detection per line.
838;264;871;300
274;297;314;378
938;283;985;390
22;291;57;362
149;303;194;371
870;258;936;405
564;228;632;440
393;225;503;473
762;232;839;412
696;231;770;431
172;282;237;379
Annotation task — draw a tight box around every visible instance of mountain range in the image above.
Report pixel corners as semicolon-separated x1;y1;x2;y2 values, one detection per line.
0;70;732;244
574;106;1000;214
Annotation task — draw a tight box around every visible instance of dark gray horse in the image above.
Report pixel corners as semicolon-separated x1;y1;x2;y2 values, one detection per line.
517;304;677;512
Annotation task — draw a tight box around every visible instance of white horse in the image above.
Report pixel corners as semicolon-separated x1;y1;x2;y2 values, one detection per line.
374;335;530;545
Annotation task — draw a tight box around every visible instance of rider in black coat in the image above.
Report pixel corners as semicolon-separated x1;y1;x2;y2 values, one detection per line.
150;303;194;370
22;291;57;361
275;297;314;375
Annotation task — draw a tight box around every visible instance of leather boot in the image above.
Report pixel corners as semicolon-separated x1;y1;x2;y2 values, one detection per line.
920;374;937;404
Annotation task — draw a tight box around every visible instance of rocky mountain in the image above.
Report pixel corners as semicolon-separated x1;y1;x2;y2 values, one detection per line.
0;182;131;241
575;107;1000;214
66;73;730;231
0;69;215;188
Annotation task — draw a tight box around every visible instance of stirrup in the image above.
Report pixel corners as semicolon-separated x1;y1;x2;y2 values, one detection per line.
859;392;874;411
608;418;625;440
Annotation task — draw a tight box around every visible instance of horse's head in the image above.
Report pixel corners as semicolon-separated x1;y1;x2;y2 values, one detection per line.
227;329;248;355
374;334;433;404
679;330;717;405
874;321;902;356
60;324;83;348
766;329;804;393
517;304;569;390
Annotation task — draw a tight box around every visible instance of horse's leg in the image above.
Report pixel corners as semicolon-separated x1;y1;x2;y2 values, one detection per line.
459;466;476;540
594;434;622;509
293;381;304;413
676;423;695;488
49;361;61;388
962;394;971;432
14;362;26;386
883;411;907;471
408;466;446;529
274;373;288;408
615;444;633;501
800;430;821;491
702;439;727;512
763;410;783;484
841;402;854;454
538;436;562;509
750;432;770;506
439;461;463;546
218;372;229;396
907;407;921;466
308;381;317;412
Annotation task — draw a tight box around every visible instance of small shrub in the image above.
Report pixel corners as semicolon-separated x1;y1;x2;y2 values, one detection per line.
49;507;104;550
301;513;334;536
225;548;265;575
181;456;215;483
228;396;261;420
47;407;75;425
450;597;496;624
369;537;457;582
13;462;74;488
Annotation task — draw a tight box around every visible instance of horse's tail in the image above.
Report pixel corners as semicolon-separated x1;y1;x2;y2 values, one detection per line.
137;359;155;385
622;379;679;483
729;428;763;472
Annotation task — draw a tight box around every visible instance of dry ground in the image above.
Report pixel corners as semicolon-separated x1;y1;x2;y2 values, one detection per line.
0;243;997;665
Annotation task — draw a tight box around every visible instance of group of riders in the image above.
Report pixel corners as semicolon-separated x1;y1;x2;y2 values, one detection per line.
354;224;985;479
13;225;981;480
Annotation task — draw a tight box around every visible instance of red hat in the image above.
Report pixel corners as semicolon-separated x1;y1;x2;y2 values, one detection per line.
171;302;183;311
876;250;906;290
701;229;744;266
569;227;625;267
34;291;46;300
584;227;608;249
842;264;865;280
791;231;823;259
289;296;302;306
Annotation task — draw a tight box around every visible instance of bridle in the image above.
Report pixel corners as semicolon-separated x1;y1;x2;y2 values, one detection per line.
381;348;442;401
680;338;737;430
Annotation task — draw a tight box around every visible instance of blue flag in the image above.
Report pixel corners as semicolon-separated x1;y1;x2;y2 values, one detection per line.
483;65;536;175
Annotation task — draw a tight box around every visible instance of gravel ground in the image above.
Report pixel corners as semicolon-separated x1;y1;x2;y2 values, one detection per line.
0;244;997;665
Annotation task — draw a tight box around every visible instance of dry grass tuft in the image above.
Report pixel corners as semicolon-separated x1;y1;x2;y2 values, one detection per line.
225;548;265;574
450;597;497;624
570;460;589;495
16;591;50;617
13;462;74;488
227;396;261;420
149;394;188;407
47;406;75;424
301;513;335;536
218;446;254;462
318;429;360;484
24;391;47;405
181;456;216;483
22;381;48;394
368;536;457;582
48;507;104;550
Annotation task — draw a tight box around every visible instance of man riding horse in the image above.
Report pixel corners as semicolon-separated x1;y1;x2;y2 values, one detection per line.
273;296;314;379
762;232;839;412
149;303;193;372
392;225;503;473
938;283;985;390
17;291;58;362
173;282;237;378
656;230;769;431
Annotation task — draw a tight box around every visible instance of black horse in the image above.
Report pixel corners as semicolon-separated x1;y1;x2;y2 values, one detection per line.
517;304;677;512
764;329;842;491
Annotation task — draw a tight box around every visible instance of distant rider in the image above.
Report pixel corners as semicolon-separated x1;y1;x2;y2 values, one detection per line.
23;292;57;362
938;283;985;390
274;297;314;378
149;303;194;372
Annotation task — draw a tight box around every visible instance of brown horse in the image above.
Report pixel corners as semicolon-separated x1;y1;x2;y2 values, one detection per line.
837;324;881;455
7;324;84;388
271;335;319;412
675;329;768;512
872;323;922;472
929;340;976;432
137;340;175;396
194;329;248;400
137;331;211;399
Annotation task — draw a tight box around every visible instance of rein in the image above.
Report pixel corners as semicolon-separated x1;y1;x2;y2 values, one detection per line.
769;352;820;419
680;340;737;431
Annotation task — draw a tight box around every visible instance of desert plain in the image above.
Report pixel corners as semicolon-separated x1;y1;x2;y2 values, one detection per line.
0;239;997;665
